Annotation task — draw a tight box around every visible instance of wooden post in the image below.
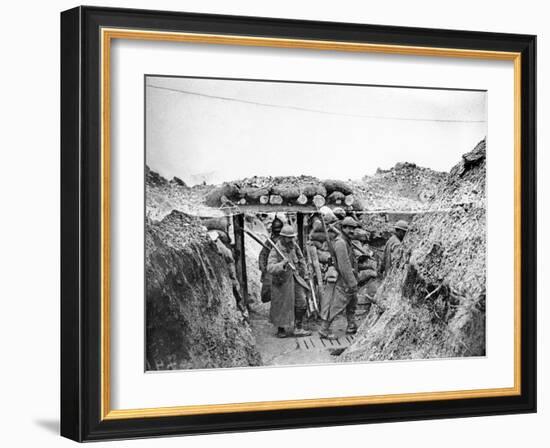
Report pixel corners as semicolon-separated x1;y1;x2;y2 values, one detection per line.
297;212;305;252
232;213;248;306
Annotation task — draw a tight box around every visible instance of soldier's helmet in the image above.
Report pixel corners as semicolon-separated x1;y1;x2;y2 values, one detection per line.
333;207;346;220
271;217;284;232
279;224;297;238
341;216;359;228
395;220;409;231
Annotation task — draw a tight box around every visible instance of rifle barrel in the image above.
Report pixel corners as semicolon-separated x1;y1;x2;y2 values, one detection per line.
243;228;270;251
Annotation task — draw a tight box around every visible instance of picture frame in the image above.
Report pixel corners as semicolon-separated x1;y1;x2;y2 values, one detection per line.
60;5;536;442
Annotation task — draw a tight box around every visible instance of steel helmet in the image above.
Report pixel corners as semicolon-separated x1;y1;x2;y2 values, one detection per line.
333;207;346;220
395;220;409;231
341;216;359;228
271;217;284;231
279;224;297;238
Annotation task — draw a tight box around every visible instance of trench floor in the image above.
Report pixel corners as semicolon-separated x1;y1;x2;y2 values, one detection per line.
249;302;367;367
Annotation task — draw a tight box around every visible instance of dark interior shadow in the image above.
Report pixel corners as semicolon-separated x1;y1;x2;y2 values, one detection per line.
34;419;59;435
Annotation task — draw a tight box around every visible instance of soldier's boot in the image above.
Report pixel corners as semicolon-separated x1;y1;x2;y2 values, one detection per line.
346;313;358;335
276;327;288;338
293;309;312;337
318;319;337;340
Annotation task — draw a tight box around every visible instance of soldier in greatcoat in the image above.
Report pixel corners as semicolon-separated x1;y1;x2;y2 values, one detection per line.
319;216;360;340
379;220;408;278
258;217;283;303
267;224;312;338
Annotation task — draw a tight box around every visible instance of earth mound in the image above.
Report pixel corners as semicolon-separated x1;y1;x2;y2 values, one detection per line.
342;139;487;362
146;210;262;370
353;162;449;211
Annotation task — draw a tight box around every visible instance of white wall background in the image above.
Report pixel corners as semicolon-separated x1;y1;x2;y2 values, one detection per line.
0;0;546;446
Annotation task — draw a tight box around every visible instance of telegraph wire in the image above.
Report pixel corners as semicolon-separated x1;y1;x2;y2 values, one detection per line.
146;83;486;124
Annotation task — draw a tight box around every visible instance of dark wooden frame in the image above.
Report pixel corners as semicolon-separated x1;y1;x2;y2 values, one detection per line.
61;5;536;442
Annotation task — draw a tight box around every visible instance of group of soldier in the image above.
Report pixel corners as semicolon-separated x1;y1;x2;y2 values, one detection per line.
259;209;409;340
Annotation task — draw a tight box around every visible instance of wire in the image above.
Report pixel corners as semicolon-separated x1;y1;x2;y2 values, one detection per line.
146;83;486;124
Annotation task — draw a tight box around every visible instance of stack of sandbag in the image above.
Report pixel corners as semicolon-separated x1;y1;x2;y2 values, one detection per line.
204;182;240;207
203;175;360;208
322;179;354;195
322;179;354;206
309;230;328;243
353;228;369;242
200;216;229;233
239;186;269;202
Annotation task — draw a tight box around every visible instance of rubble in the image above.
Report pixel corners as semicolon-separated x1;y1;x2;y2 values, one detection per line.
353;161;448;211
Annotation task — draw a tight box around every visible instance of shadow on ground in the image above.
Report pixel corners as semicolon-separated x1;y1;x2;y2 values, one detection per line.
34;419;59;435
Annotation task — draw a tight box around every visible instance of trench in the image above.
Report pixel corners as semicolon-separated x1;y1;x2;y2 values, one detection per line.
238;211;399;367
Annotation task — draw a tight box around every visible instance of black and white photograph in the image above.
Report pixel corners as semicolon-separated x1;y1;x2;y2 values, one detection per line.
145;76;487;372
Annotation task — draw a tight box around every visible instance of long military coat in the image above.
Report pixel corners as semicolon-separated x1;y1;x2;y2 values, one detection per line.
259;234;279;302
321;233;358;320
380;234;401;277
267;241;306;328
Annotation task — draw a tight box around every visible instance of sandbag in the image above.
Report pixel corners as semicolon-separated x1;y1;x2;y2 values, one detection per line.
240;187;270;201
309;231;327;242
301;183;327;197
271;185;300;199
202;217;229;232
204;183;240;206
322;179;354;195
350;197;366;211
327;191;345;204
353;228;369;242
309;240;323;250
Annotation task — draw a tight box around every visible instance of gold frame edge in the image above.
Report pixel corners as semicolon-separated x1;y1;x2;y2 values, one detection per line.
100;27;523;421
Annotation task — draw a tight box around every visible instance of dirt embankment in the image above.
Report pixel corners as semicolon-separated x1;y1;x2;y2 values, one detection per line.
146;210;262;370
342;139;487;362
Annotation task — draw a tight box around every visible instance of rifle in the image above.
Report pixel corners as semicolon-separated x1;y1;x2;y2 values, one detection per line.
296;242;319;315
243;228;296;270
267;235;297;272
245;228;310;291
243;228;270;251
308;243;324;293
243;229;311;291
317;212;340;321
318;212;339;274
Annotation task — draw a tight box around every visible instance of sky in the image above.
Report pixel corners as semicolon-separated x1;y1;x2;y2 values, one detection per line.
145;76;487;186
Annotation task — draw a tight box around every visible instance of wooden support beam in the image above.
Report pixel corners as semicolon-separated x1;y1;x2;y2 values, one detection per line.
232;213;248;306
297;212;305;252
